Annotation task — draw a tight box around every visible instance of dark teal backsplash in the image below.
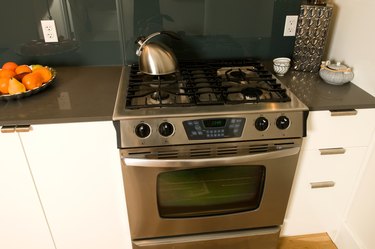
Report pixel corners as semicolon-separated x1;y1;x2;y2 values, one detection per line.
0;0;301;67
119;0;302;64
0;0;122;67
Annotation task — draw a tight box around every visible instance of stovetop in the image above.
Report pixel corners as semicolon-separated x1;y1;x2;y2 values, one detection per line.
113;59;309;148
125;59;291;109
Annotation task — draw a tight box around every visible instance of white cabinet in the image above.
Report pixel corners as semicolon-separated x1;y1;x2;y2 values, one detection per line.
282;109;375;238
0;131;55;249
19;121;132;249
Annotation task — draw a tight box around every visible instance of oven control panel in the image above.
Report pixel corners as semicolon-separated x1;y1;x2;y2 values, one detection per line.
183;118;245;140
116;111;306;148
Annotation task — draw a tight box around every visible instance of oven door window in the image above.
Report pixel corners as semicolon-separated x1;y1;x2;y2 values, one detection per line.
157;166;265;218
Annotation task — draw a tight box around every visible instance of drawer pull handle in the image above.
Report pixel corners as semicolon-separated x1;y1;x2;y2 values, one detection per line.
311;181;335;189
1;126;16;133
319;147;346;155
1;125;32;133
330;109;357;116
15;125;32;133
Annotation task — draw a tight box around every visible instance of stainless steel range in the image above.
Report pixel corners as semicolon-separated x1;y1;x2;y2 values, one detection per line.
113;59;308;249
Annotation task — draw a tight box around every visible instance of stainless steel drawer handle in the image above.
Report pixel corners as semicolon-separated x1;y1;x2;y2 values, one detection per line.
319;147;346;155
124;147;300;168
15;125;32;132
1;126;16;133
330;109;358;116
1;125;32;133
310;181;335;189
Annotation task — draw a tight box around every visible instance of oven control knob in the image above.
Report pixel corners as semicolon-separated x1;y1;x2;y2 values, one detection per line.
255;117;269;131
135;123;151;138
276;116;290;130
159;122;174;137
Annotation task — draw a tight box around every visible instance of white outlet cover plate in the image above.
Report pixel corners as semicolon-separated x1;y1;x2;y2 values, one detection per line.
41;20;59;43
283;15;298;36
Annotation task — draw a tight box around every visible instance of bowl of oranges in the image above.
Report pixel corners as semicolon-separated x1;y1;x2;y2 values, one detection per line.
0;61;56;100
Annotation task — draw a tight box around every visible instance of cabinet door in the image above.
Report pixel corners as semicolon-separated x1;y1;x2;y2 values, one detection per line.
0;132;55;249
19;122;131;249
281;147;368;237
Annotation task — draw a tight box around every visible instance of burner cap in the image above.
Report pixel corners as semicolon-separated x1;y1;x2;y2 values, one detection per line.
151;91;170;101
241;87;263;99
229;70;246;79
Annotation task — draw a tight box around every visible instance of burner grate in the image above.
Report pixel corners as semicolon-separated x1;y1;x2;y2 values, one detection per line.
125;60;291;109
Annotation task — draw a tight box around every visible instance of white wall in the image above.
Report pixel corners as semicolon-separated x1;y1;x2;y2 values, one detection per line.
326;0;375;96
327;2;375;248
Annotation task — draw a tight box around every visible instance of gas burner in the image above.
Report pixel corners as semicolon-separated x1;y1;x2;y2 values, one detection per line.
151;91;170;101
229;70;246;79
241;87;263;99
226;87;264;102
142;73;177;82
218;66;258;82
142;74;178;88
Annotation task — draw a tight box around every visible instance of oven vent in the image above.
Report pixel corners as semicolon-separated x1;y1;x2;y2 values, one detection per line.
155;150;180;159
155;144;274;159
216;146;239;156
127;151;151;156
248;144;269;154
124;141;298;160
189;148;212;158
274;142;295;146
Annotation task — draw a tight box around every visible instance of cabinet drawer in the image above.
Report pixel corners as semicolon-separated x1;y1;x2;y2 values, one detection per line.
282;147;368;237
302;109;375;150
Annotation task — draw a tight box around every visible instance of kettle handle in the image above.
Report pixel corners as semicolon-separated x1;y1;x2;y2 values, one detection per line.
136;31;180;56
159;31;181;40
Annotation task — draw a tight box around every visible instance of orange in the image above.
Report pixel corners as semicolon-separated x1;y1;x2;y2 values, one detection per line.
22;72;43;90
2;62;18;71
14;72;29;81
0;77;10;94
8;77;26;94
0;69;16;78
15;64;32;75
33;67;53;83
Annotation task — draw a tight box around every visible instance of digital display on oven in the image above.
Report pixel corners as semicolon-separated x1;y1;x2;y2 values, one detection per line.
203;119;226;128
183;118;245;140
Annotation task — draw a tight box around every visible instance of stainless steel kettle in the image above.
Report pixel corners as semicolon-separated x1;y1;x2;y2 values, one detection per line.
136;31;180;75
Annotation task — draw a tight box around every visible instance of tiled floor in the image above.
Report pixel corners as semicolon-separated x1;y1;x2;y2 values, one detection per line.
278;233;338;249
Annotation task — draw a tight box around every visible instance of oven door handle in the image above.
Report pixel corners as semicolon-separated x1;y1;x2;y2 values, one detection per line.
123;146;300;168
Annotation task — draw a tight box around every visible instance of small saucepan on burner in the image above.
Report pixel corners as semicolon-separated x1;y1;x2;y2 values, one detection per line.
136;31;180;75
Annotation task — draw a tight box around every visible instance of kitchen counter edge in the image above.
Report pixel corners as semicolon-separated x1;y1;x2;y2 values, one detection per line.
2;64;375;127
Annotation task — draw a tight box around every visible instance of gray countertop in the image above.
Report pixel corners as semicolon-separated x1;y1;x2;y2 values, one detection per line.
264;62;375;111
1;64;375;127
0;66;122;126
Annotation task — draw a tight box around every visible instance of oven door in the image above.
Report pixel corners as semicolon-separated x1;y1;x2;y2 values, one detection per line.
121;139;301;240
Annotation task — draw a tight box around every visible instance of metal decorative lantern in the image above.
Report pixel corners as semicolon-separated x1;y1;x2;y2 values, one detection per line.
292;3;333;72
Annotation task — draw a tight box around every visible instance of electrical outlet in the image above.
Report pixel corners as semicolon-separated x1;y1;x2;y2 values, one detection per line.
283;15;298;36
41;20;59;43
